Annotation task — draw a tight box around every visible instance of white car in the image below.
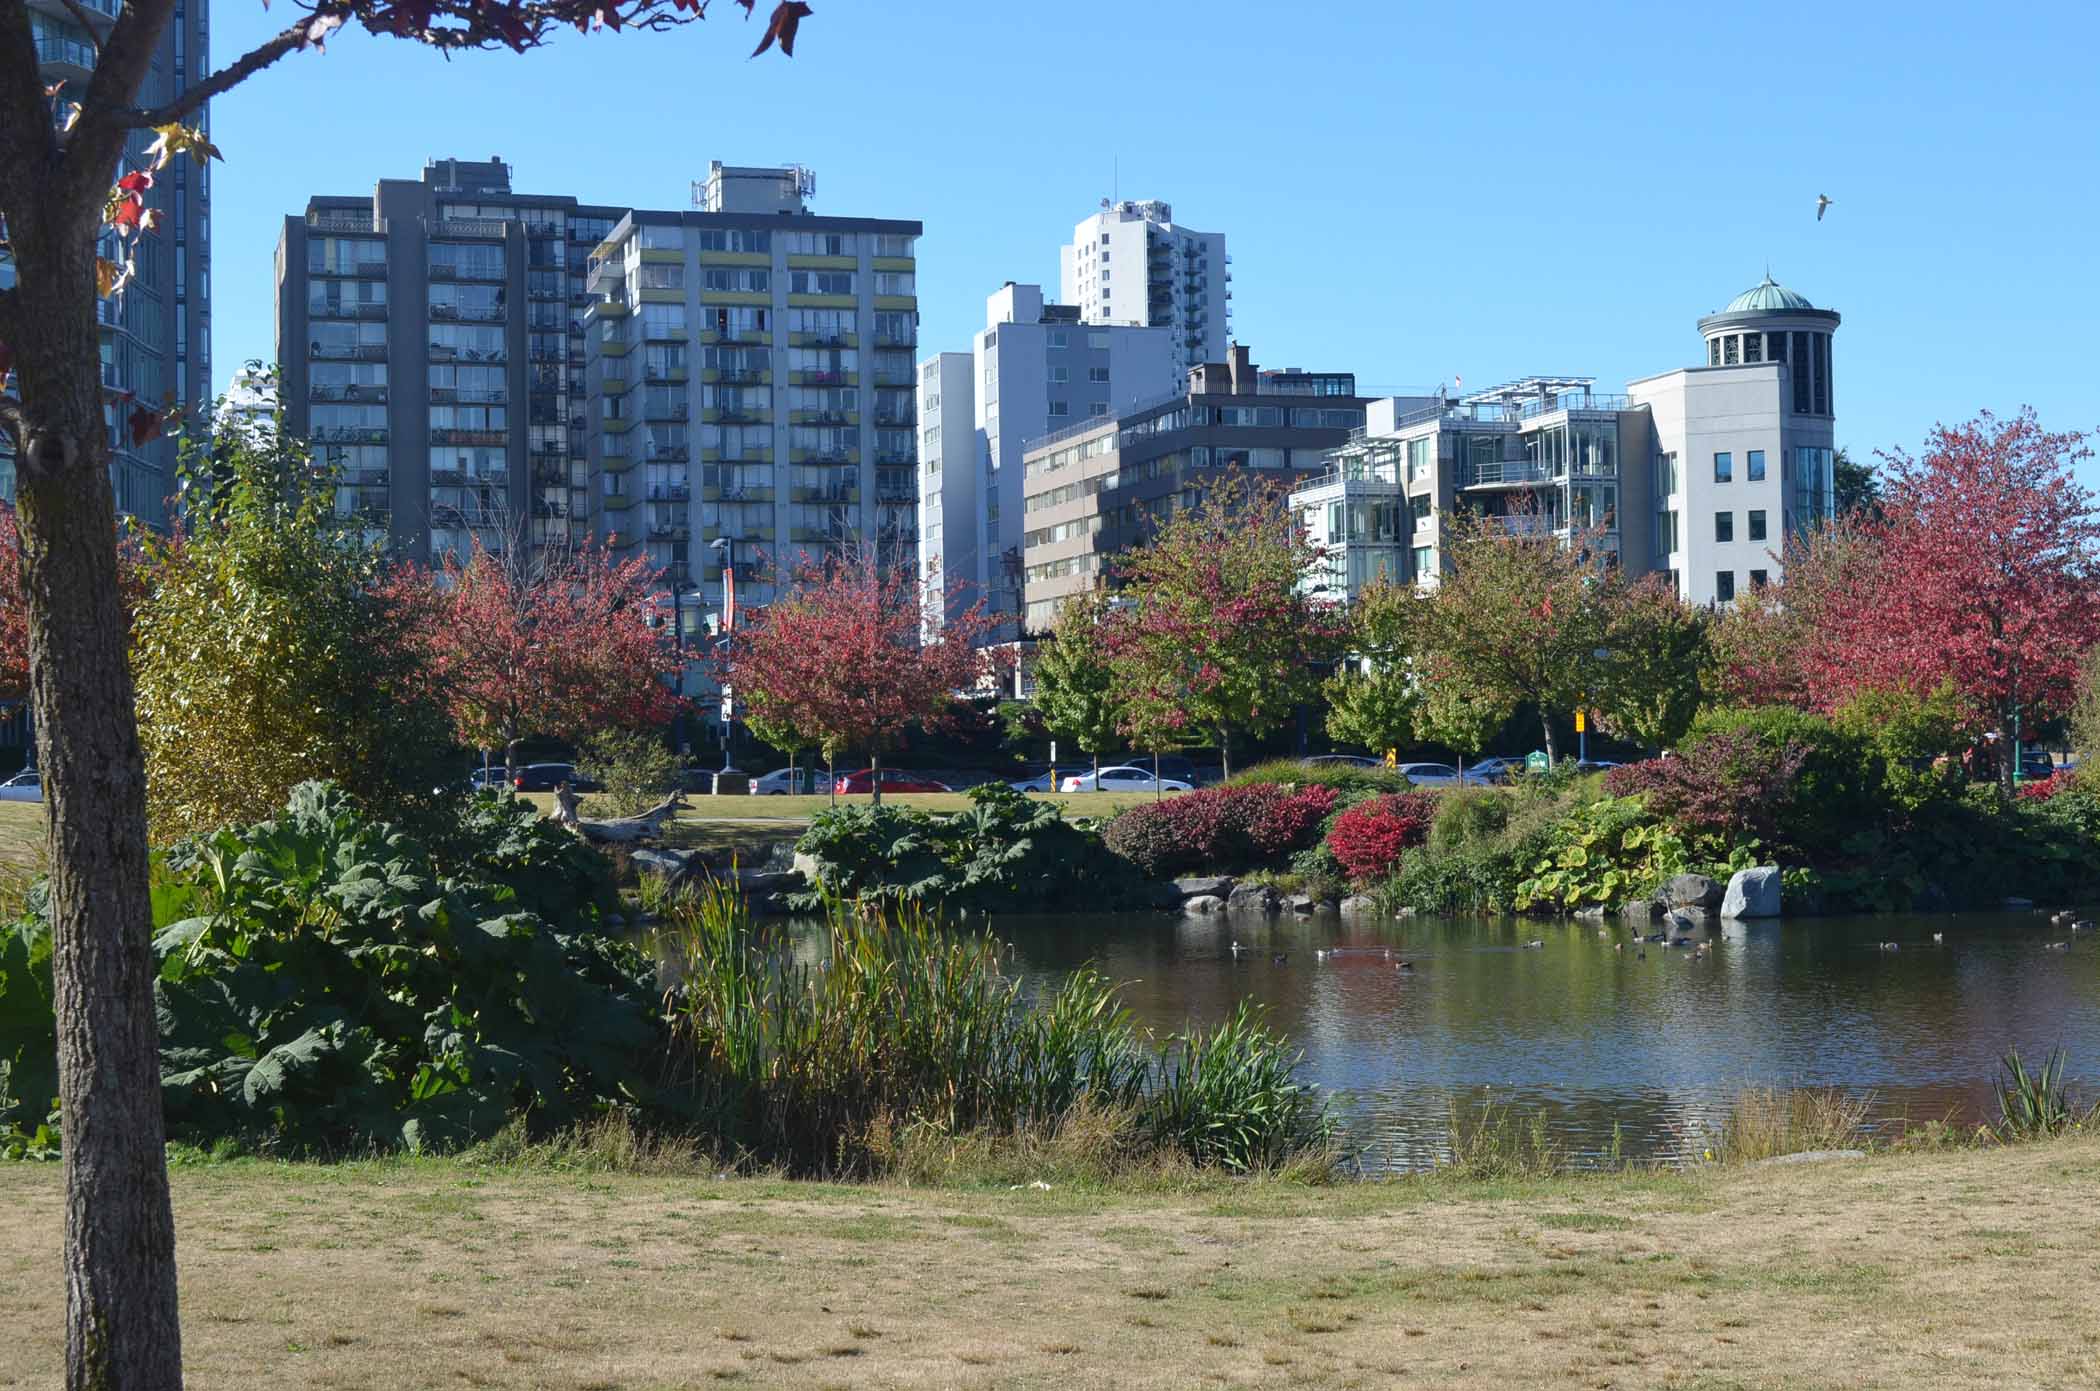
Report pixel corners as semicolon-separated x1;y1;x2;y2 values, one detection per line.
1008;770;1061;792
1060;765;1193;793
0;770;41;802
1394;762;1494;789
751;767;808;795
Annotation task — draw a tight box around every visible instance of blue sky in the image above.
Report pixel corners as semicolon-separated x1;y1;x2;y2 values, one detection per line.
208;0;2099;473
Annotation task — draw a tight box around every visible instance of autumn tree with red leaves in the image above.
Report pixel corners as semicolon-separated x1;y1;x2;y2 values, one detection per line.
389;539;682;775
0;4;810;1384
1101;474;1343;780
1800;409;2100;796
727;547;1001;805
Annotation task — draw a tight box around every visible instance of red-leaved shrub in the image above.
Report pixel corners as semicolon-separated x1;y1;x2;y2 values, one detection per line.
2017;771;2074;802
1103;782;1338;877
1324;792;1436;882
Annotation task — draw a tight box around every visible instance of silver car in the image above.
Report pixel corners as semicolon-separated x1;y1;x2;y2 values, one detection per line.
0;770;41;803
1394;762;1494;789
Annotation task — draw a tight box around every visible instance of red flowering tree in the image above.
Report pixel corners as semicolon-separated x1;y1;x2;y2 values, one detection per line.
727;548;1002;805
1802;409;2100;796
1709;515;1878;709
390;538;682;776
1102;474;1343;779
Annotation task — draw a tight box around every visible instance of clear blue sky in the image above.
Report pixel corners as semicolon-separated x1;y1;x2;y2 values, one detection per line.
208;0;2099;474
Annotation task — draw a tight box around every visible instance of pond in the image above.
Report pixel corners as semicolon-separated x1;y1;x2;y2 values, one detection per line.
984;908;2100;1168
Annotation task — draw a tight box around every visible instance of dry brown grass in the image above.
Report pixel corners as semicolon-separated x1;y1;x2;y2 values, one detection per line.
6;1137;2100;1388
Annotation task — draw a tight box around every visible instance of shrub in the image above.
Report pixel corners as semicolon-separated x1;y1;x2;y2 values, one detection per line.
793;782;1153;911
2017;771;2075;802
1228;758;1409;796
1325;792;1437;882
1103;782;1338;877
1427;787;1515;856
1515;794;1689;911
577;727;683;817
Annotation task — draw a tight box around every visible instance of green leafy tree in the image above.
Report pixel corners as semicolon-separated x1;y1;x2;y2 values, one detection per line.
576;728;682;817
1102;474;1343;778
1415;662;1516;774
1833;446;1882;519
741;691;817;794
1032;592;1123;786
131;421;457;841
1594;575;1713;752
1324;578;1424;757
1419;510;1611;766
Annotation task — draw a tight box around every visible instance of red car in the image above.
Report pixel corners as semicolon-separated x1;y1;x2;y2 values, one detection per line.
833;768;953;795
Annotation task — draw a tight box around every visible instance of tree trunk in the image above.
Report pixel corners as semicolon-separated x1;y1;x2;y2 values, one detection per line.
1218;729;1232;783
1153;749;1163;801
1540;713;1559;768
870;747;882;807
11;223;184;1389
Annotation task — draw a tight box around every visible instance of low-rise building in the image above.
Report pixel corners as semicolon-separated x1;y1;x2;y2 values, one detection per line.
1293;276;1841;605
1018;346;1366;630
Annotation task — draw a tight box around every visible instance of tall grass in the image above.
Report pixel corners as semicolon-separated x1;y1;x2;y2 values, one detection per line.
1441;1097;1565;1179
1713;1087;1874;1163
1992;1047;2095;1142
656;883;1333;1176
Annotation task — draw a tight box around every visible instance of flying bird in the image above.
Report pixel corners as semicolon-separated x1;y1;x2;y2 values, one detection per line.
1815;194;1834;222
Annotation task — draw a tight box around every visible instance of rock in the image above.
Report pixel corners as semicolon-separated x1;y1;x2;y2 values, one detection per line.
791;850;824;884
1174;876;1236;900
1721;865;1782;919
1227;883;1280;916
1339;895;1378;916
736;868;801;896
630;847;695;879
1182;894;1225;915
1755;1149;1868;1167
1572;906;1608;921
1393;906;1416;919
1286;893;1317;915
1619;898;1665;921
1665;873;1724;910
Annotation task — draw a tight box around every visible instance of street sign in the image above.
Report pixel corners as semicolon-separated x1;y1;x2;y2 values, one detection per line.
1574;710;1586;733
720;684;734;721
1384;748;1397;769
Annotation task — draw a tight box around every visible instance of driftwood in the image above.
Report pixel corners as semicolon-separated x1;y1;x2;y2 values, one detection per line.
552;785;689;845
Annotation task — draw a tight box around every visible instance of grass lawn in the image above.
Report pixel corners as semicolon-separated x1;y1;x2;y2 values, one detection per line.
5;1138;2099;1388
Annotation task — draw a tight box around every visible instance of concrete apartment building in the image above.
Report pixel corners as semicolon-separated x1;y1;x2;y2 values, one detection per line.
1059;199;1229;374
1;0;213;524
277;159;919;621
918;283;1179;631
1293;276;1840;606
1018;347;1367;631
579;165;921;611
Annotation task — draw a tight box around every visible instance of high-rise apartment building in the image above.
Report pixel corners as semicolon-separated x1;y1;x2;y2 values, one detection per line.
1059;200;1229;374
277;157;622;565
579;165;921;611
1;0;213;524
275;158;917;625
918;284;1179;632
1018;347;1366;631
1292;276;1841;607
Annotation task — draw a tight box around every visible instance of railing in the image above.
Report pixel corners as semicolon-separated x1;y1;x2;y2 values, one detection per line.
1462;460;1553;487
429;429;506;446
430;303;506;323
432;219;510;239
1518;391;1633;419
427;345;507;364
309;384;389;403
308;210;385;233
644;404;690;421
311;301;389;321
311;427;388;444
429;263;506;282
430;387;508;404
646;447;690;463
309;343;390;361
1484;515;1554;536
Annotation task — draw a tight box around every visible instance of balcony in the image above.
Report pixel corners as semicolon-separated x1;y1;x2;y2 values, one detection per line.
1462;460;1553;488
646;485;692;502
872;331;915;349
309;383;388;403
429;263;507;283
430;302;507;324
430;386;507;405
643;403;690;422
644;366;690;384
645;447;691;463
1484;515;1554;536
307;209;385;234
433;219;509;239
716;368;768;386
427;344;507;365
710;408;766;425
791;484;859;504
429;428;507;447
873;411;916;429
311;426;389;445
310;343;388;362
873;370;914;389
310;302;389;321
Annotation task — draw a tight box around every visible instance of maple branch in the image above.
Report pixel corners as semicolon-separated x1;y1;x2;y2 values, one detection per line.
0;3;56;210
127;15;321;127
56;0;106;56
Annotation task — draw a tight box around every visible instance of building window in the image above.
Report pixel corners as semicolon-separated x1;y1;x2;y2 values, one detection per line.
1653;450;1679;495
1049;365;1068;383
1748;509;1767;542
1708;338;1721;367
1048;401;1068;418
1749;569;1769;589
1713;451;1732;483
1744;334;1763;364
1088;402;1108;416
1047;330;1068;349
1411;545;1433;577
1715;570;1735;603
1747;449;1766;481
1792;332;1811;413
1715;511;1733;543
1087;331;1109;349
1723;336;1740;366
1087;366;1109;383
1655;508;1679;557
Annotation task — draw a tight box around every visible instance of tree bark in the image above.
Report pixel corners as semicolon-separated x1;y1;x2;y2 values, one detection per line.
8;198;183;1390
1540;713;1559;768
1218;729;1232;782
869;747;882;807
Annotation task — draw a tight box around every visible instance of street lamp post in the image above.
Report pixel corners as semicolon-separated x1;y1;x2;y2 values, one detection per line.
711;537;735;775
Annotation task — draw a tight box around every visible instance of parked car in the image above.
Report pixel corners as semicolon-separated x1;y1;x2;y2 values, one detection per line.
0;770;40;803
752;766;815;795
1573;760;1622;775
1061;765;1193;793
834;768;953;795
1149;755;1205;786
1301;754;1384;770
467;766;510;790
510;762;603;793
1466;756;1525;783
1008;767;1061;793
1394;762;1494;789
2019;747;2056;781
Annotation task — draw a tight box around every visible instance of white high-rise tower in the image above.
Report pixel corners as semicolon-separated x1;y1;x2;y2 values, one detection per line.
1059;200;1228;374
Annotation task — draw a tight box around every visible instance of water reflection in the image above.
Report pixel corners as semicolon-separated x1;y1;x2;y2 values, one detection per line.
978;909;2100;1168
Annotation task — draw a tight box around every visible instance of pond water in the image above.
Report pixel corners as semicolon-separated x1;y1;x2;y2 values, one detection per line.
982;908;2100;1168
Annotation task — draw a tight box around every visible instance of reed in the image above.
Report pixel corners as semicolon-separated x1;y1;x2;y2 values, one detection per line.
1992;1047;2095;1142
1713;1086;1874;1164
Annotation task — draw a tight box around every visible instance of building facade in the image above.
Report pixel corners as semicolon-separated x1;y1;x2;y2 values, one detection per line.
1294;277;1840;607
578;167;920;613
1018;347;1365;630
275;159;918;625
1059;200;1228;374
2;0;213;524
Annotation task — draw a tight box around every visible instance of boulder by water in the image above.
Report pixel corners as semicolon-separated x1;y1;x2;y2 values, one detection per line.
1722;866;1782;919
1339;895;1378;915
1174;876;1236;900
1182;894;1226;916
1228;883;1281;916
1666;873;1725;910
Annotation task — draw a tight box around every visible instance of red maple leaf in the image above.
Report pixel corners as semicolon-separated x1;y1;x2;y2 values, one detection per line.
128;404;163;447
749;0;810;56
